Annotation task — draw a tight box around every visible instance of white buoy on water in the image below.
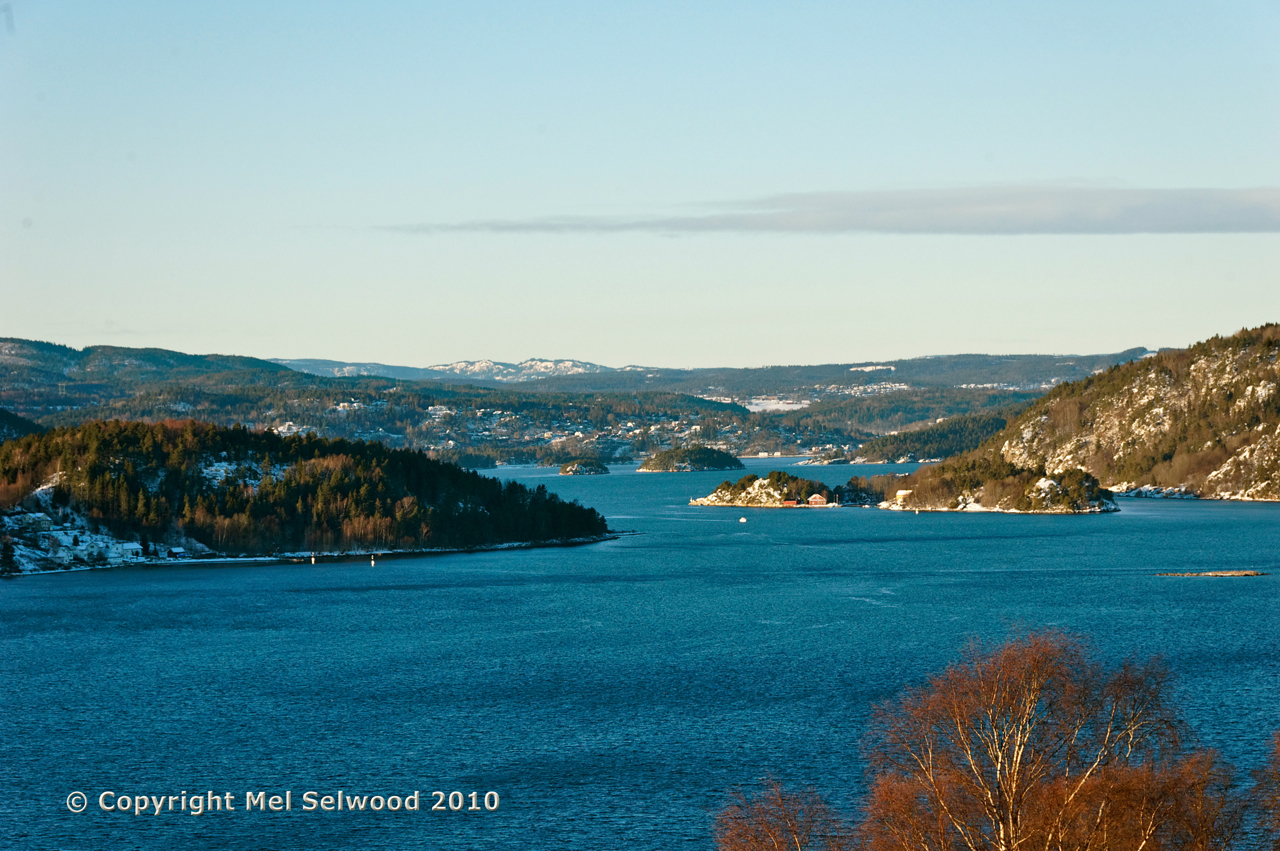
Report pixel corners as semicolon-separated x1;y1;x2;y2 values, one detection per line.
739;517;747;523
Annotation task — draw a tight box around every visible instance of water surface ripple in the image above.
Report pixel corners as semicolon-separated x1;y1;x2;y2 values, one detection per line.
3;460;1277;849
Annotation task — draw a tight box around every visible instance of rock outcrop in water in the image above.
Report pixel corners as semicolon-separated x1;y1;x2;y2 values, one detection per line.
638;445;743;473
559;459;608;475
691;471;884;508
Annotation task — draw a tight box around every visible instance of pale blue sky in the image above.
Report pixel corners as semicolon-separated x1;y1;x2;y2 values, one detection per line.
2;2;1278;367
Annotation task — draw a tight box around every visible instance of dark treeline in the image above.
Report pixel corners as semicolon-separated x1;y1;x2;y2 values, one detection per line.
856;410;1022;461
776;388;1040;440
439;439;630;469
0;420;608;554
0;408;44;443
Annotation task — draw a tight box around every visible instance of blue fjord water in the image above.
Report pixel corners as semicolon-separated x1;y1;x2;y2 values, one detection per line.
2;458;1278;849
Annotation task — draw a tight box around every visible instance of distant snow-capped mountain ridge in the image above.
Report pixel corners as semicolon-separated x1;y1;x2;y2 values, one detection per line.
270;357;629;382
270;350;1153;395
426;358;616;381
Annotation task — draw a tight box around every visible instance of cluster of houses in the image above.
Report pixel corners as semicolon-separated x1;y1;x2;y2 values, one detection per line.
7;511;188;567
782;494;833;507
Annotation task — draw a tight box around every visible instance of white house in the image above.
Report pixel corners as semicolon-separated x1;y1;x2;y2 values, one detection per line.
20;512;53;532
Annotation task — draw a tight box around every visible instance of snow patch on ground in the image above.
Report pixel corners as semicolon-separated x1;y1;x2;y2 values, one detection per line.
1203;428;1280;500
1108;484;1199;499
200;460;239;484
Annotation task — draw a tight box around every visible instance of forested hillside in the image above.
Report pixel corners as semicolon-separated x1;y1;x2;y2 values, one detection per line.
998;324;1280;498
855;409;1023;461
895;324;1280;509
0;420;608;555
0;338;290;414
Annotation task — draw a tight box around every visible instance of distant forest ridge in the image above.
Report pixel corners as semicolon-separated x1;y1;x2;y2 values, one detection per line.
270;357;616;383
0;336;1154;465
272;348;1153;394
2;336;1151;401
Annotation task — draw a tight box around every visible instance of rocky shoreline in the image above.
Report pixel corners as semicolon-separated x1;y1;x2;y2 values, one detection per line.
0;530;619;577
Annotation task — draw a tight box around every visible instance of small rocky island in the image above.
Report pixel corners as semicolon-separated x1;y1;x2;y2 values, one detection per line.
1155;570;1265;577
638;445;744;473
892;464;1118;513
559;459;609;476
691;471;883;507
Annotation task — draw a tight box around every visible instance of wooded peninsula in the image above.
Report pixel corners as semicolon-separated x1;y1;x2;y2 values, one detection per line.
0;420;609;558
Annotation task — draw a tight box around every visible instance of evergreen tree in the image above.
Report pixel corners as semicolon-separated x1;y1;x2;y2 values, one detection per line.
1;537;17;575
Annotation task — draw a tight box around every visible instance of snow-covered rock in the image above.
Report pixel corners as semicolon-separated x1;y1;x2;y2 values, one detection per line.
690;477;788;507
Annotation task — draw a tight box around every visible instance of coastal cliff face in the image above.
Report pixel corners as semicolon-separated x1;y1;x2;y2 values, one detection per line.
998;325;1280;500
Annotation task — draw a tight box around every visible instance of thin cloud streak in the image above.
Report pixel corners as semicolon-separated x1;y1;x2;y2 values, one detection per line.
379;187;1280;235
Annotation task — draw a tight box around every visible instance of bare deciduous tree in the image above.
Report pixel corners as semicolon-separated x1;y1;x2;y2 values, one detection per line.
859;631;1245;851
1257;733;1280;851
714;776;851;851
